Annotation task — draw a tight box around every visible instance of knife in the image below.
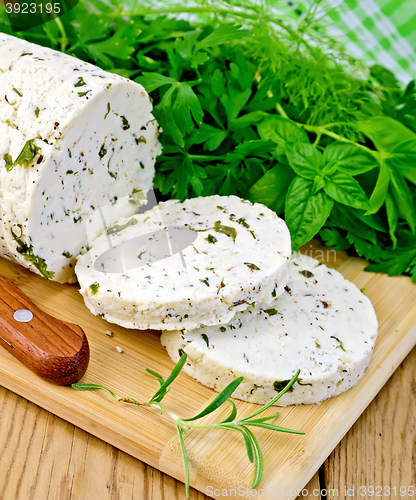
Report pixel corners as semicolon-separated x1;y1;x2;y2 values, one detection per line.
0;274;89;385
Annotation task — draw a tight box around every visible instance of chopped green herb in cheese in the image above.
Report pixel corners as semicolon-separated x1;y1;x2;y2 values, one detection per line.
10;224;55;279
121;115;130;130
214;221;237;242
74;76;86;87
6;139;41;170
89;282;100;295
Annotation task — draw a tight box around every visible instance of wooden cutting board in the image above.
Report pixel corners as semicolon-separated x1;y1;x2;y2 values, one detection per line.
0;240;415;500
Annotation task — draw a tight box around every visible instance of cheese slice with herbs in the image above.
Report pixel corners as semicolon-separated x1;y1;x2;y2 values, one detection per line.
0;34;161;283
161;252;378;406
75;195;291;330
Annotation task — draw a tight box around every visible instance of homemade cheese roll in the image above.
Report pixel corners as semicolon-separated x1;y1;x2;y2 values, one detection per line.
161;253;378;406
0;34;161;283
76;195;292;330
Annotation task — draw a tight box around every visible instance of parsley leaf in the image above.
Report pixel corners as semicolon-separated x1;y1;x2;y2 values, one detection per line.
366;230;416;282
319;228;350;251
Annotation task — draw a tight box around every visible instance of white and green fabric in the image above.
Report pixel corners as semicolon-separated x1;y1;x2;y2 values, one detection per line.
269;0;416;83
322;0;416;83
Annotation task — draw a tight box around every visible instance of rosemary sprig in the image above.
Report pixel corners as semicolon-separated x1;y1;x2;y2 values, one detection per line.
72;354;304;497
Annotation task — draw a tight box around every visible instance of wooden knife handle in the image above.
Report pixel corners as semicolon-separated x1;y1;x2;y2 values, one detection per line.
0;274;89;385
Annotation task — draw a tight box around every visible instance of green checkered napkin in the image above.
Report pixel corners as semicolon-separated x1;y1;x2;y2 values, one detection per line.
271;0;416;83
325;0;416;83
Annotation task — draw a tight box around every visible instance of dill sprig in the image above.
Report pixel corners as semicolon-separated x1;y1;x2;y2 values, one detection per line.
107;0;373;135
72;353;304;497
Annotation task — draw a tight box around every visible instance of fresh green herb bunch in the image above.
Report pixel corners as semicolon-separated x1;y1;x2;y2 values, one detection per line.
1;0;415;280
72;353;304;497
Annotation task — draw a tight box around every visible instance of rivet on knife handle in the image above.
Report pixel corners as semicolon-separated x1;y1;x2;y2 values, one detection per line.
0;274;89;385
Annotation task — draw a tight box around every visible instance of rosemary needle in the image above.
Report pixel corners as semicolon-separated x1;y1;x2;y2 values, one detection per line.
72;354;304;497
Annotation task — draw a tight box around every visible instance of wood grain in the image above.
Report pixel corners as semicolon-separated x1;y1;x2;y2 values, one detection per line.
0;274;89;385
324;346;416;499
0;385;206;500
0;348;413;499
0;239;414;499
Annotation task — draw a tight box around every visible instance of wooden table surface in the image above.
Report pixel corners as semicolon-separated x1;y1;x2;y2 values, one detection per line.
0;345;414;500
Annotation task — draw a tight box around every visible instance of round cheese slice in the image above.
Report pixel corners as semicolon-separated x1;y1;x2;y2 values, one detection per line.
75;195;291;330
161;252;378;406
0;34;161;283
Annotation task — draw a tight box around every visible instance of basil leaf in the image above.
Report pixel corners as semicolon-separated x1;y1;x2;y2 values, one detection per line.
370;64;400;90
367;159;390;214
285;142;324;180
324;171;372;210
395;80;416;134
311;175;326;194
385;191;398;248
388;137;416;184
389;166;416;232
357;117;416;152
322;142;378;175
402;166;416;186
350;208;387;233
285;176;333;249
327;204;378;244
249;162;296;215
